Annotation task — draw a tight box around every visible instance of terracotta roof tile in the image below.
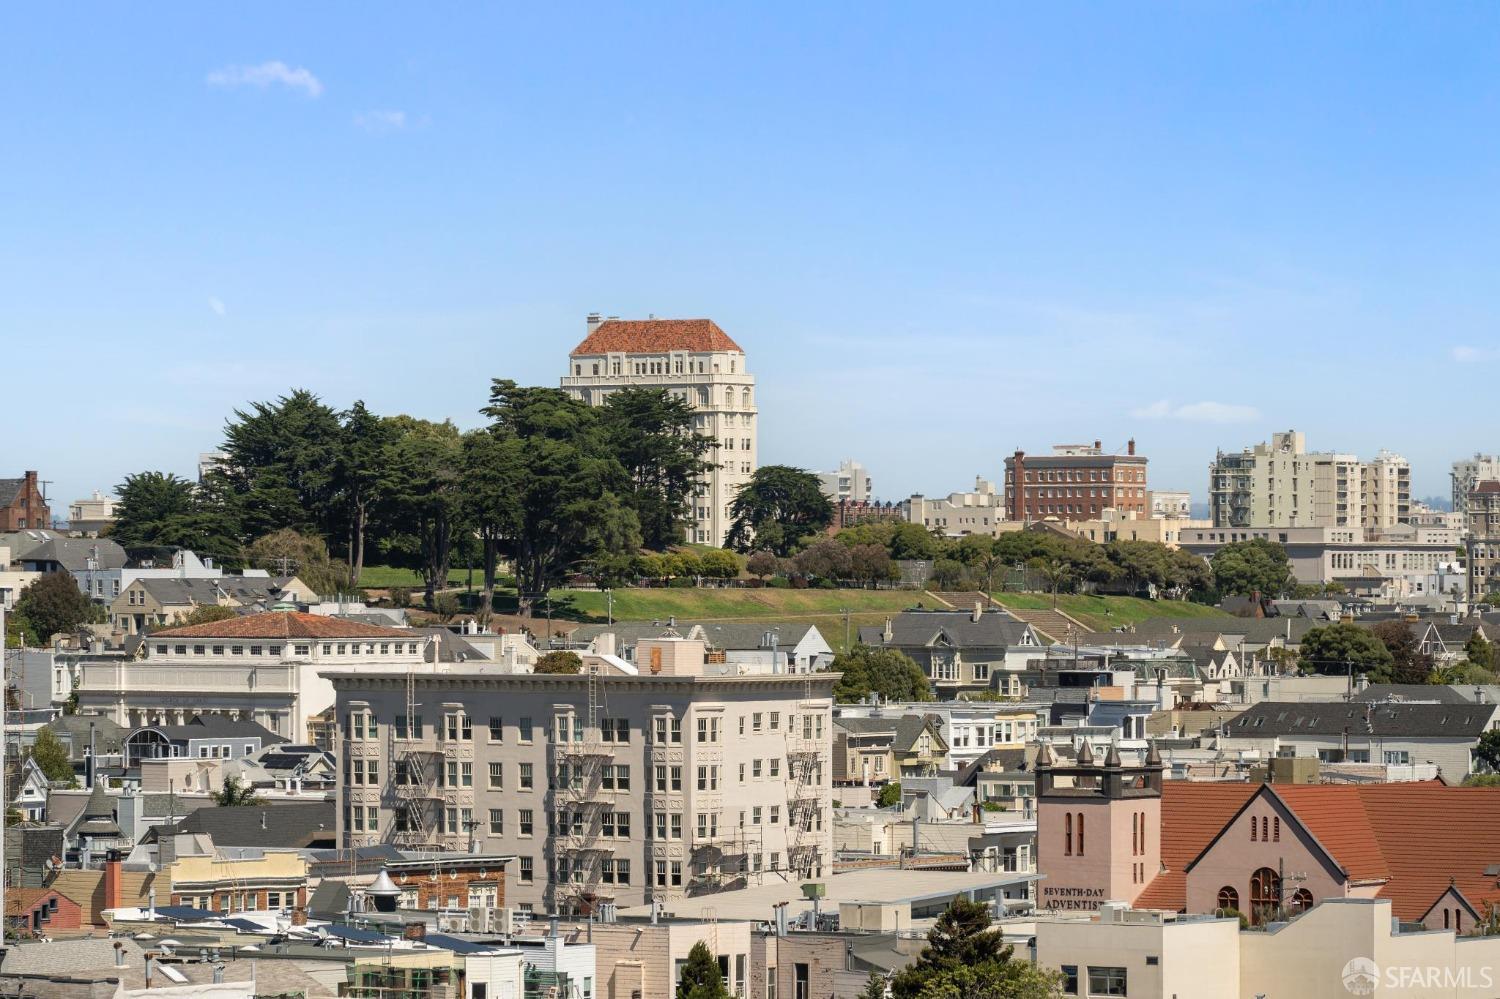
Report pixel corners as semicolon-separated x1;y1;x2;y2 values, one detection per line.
571;318;742;355
1268;784;1389;881
1135;781;1258;910
151;610;411;641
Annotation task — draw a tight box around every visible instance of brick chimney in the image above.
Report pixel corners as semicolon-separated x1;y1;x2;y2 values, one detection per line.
291;906;308;926
1127;438;1136;456
103;850;122;912
1010;450;1026;521
403;920;427;941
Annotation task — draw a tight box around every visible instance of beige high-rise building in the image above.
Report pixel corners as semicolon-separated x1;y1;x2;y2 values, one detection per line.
330;660;834;916
562;315;756;546
1208;430;1409;530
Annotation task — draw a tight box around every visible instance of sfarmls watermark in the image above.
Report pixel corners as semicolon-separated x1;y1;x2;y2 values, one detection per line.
1342;957;1494;994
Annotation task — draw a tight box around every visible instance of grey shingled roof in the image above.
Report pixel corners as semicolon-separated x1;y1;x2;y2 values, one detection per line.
18;536;127;571
1129;617;1321;644
159;802;337;848
1227;700;1496;739
133;576;287;607
857;609;1033;649
131;715;284;744
1351;684;1472;704
0;479;26;508
834;713;942;752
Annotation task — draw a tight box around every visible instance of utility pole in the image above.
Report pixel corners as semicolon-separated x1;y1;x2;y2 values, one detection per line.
841;607;851;652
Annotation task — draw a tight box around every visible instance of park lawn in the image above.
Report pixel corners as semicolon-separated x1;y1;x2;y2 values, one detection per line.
557;587;923;623
990;592;1230;631
358;566;480;589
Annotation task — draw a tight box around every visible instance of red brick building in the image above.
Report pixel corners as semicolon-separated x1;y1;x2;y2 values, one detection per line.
0;471;48;530
1003;440;1148;522
5;887;83;937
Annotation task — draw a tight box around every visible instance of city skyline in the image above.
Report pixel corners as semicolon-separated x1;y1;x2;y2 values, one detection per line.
10;5;1500;507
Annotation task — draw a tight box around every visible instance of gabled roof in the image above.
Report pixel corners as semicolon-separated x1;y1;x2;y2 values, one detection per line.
158;802;336;849
1268;784;1390;881
1351;684;1471;704
18;536;127;571
0;479;28;508
1226;701;1496;739
1133;782;1258;910
859;609;1035;650
151;610;411;640
570;318;742;355
130;576;293;608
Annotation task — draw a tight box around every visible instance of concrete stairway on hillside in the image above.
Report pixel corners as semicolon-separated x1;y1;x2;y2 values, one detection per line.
1001;607;1092;644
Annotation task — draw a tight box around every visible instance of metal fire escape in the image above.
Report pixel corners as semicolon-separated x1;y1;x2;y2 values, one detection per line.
552;665;617;913
785;683;828;880
392;664;442;848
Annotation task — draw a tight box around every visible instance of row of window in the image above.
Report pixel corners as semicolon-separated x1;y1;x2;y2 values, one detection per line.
357;709;822;744
1011;467;1145;484
157;641;421;658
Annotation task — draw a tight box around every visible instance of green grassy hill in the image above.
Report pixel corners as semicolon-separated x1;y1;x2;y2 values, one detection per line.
989;592;1229;631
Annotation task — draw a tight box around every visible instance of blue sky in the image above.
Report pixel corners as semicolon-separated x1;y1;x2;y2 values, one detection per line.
7;4;1500;511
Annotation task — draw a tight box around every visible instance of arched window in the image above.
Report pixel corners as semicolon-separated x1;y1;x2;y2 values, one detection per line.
1250;867;1281;924
1273;817;1280;842
1261;816;1269;841
1139;811;1147;855
1132;813;1138;855
1077;813;1085;856
1251;817;1257;842
1444;908;1451;930
1064;813;1072;856
1290;888;1313;914
1217;886;1239;913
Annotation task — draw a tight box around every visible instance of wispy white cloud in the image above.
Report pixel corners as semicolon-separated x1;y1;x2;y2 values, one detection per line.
207;296;227;317
354;109;407;133
1452;345;1500;363
206;61;323;98
1131;399;1260;423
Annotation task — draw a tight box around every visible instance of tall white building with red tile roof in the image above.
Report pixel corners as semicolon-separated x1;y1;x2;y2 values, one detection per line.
562;314;757;546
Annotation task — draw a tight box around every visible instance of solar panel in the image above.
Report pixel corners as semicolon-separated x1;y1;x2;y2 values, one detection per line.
155;905;223;922
423;933;497;955
224;918;266;932
323;924;392;944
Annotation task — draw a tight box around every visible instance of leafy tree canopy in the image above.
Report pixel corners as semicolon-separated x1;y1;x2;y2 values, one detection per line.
877;781;902;808
890;896;1024;999
725;466;833;557
244;528;348;597
29;728;77;787
1368;620;1435;685
1210;538;1294;598
676;940;730;999
829;645;933;704
178;604;238;627
1299;622;1394;682
535;651;583;675
598;388;716;550
15;572;98;644
213;774;264;807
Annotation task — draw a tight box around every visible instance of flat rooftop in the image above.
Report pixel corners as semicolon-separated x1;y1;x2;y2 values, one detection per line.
618;868;1038;922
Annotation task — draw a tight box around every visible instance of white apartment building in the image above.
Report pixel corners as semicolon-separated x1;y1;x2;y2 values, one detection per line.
1145;490;1192;518
902;476;1008;537
562;315;756;546
330;662;835;916
816;459;873;504
1208;430;1410;529
75;610;428;742
1452;453;1500;520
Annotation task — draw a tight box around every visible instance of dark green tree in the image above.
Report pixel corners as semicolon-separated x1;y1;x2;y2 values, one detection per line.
461;429;523;616
1466;632;1497;672
793;539;853;583
333;401;397;586
888;522;940;561
1210;538;1294;598
598;388;717;550
28;728;77;787
890;896;1016;999
675;940;730;999
1477;730;1500;773
725;466;833;557
1299;622;1395;682
379;418;467;609
699;549;742;580
480;381;639;616
1369;620;1436;685
15;573;96;644
829;645;933;703
110;471;241;562
219;389;345;541
534;651;583;675
876;781;902;808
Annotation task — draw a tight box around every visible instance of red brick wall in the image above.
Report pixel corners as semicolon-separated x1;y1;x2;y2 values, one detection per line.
0;471;48;531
